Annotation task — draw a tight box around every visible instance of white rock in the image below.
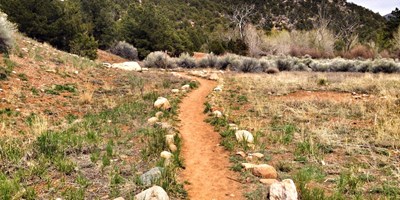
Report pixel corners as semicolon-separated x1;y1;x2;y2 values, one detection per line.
160;151;172;160
228;123;239;130
165;135;175;145
155;111;164;118
236;151;246;157
135;186;170;200
213;110;223;118
251;153;264;158
154;97;171;110
114;197;125;200
140;167;163;187
181;84;190;90
142;68;149;71
235;130;254;143
112;62;142;71
270;179;298;200
168;144;177;152
171;89;179;93
148;117;159;124
241;163;257;169
209;73;219;80
214;86;222;92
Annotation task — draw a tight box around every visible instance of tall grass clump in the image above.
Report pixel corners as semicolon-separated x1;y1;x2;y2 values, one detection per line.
109;41;138;60
0;11;15;54
144;51;174;69
175;53;196;68
198;53;218;68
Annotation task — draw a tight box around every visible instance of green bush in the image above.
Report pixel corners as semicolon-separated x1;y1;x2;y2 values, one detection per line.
69;33;98;60
0;12;14;54
109;41;138;60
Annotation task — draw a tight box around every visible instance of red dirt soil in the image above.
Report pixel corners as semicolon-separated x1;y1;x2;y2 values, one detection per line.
179;76;243;200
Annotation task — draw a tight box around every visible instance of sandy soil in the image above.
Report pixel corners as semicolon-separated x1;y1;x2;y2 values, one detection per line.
179;76;244;200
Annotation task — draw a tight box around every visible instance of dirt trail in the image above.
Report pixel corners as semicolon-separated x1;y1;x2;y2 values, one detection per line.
179;76;243;200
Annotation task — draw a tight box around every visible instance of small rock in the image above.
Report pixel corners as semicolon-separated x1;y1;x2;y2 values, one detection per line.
251;164;278;179
140;167;163;187
142;68;149;71
209;73;219;80
155;111;164;118
235;130;254;143
165;135;175;145
171;89;179;93
160;151;172;160
148;117;159;124
251;153;264;158
168;144;177;152
135;186;170;200
269;179;298;200
74;70;79;74
241;163;257;170
154;97;171;110
260;179;279;186
181;84;190;90
228;123;239;131
236;151;246;157
214;86;222;92
114;197;125;200
213;110;223;118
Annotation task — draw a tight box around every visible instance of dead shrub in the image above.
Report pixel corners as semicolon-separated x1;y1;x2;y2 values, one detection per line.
343;45;375;59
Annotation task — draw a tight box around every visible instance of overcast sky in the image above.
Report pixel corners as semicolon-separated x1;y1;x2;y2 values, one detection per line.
349;0;399;15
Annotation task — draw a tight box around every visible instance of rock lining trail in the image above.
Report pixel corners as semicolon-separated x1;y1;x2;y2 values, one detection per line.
179;75;243;200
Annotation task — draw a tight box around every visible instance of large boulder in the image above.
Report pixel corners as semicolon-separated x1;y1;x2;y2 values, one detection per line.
112;62;142;71
135;186;170;200
269;179;298;200
140;167;163;187
251;164;278;179
154;97;171;110
235;130;254;143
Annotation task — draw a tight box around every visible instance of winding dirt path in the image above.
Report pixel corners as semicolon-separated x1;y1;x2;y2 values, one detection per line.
179;76;243;200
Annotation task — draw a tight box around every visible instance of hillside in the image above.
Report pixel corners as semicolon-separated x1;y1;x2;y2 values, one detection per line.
0;0;388;58
0;33;193;199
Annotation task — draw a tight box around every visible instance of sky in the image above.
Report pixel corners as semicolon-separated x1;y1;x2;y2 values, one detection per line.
349;0;399;15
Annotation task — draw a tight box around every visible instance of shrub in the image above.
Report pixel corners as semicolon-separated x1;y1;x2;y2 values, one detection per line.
144;51;174;69
198;53;218;68
69;33;98;60
175;53;196;68
231;57;262;73
0;12;15;54
217;54;236;70
343;45;375;59
109;41;138;60
371;59;400;73
259;58;277;71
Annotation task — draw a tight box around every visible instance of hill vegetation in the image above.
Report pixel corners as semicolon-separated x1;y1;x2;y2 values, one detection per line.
0;0;399;59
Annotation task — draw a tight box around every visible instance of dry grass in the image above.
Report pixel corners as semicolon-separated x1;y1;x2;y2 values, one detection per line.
208;72;400;199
